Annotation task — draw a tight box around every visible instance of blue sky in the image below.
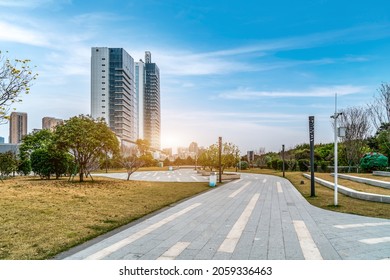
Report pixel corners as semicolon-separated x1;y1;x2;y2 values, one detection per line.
1;0;390;153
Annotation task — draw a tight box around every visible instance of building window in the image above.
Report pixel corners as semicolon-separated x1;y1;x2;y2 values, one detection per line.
102;70;105;72
102;64;105;66
102;94;105;96
102;76;105;78
102;100;105;102
102;82;105;84
102;58;106;60
102;88;105;90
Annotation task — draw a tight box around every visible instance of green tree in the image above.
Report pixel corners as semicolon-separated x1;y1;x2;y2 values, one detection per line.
19;129;53;160
118;146;144;180
0;51;38;123
0;151;18;177
136;139;151;155
54;115;120;182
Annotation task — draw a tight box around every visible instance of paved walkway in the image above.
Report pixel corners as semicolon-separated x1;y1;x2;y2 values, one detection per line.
93;169;209;182
60;172;390;260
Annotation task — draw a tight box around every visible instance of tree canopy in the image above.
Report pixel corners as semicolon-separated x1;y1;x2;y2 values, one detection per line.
0;51;38;123
54;115;119;182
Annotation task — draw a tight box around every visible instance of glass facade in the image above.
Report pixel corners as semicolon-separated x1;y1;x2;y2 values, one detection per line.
144;61;161;150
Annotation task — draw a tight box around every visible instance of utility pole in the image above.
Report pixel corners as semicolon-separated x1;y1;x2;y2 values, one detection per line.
330;94;342;206
218;137;222;183
282;144;285;177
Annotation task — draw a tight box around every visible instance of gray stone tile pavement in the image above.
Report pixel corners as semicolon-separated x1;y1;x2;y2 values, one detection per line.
58;171;390;260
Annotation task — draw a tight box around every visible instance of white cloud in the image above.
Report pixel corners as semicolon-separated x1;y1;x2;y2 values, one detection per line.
217;85;367;100
0;21;51;47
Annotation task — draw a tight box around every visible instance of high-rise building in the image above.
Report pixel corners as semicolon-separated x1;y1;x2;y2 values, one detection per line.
9;112;27;144
135;59;145;140
189;142;199;153
144;51;161;151
42;117;63;131
91;47;137;144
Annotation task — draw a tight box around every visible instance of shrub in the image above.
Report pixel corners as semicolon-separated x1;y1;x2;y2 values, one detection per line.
360;152;388;172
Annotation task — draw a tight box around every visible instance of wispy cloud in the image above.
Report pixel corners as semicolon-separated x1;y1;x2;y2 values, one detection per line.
216;85;367;100
0;0;70;8
0;21;51;47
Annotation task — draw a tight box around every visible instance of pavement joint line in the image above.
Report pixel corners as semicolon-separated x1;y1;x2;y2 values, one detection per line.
83;203;202;260
191;176;199;182
293;220;323;260
229;182;251;198
277;182;283;193
157;242;191;260
334;222;390;229
233;178;243;184
359;237;390;245
218;193;260;253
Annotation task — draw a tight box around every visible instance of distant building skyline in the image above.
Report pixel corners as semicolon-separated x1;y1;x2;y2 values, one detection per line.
9;112;27;144
42;117;63;131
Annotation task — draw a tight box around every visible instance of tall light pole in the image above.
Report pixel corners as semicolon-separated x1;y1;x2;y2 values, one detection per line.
330;94;342;206
282;144;285;177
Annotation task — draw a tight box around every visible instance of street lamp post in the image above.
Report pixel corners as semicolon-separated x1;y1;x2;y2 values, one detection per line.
282;144;285;177
330;94;342;206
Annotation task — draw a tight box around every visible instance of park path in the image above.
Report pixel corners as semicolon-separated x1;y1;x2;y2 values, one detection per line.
60;171;390;260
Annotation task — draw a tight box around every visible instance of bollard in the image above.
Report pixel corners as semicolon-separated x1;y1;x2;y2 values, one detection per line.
209;172;217;187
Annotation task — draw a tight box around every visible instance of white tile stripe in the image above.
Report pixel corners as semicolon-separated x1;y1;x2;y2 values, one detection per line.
218;193;260;253
263;179;267;183
359;237;390;245
334;222;390;229
84;203;202;260
277;182;283;193
191;176;199;182
232;178;243;184
157;242;191;260
229;182;251;198
293;220;323;260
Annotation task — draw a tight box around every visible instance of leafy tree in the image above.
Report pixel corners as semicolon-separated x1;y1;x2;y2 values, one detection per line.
338;106;371;171
136;139;151;155
197;141;240;172
118;146;144;180
367;83;390;130
54;115;120;182
0;51;38;123
19;129;53;160
30;148;73;179
163;157;171;167
0;151;18;177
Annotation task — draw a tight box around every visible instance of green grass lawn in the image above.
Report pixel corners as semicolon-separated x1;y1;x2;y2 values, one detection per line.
0;176;209;260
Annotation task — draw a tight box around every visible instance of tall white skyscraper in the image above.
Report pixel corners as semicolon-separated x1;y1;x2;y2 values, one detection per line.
135;60;145;140
91;47;137;144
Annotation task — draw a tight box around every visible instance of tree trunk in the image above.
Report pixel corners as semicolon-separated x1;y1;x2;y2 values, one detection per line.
127;172;131;181
79;169;84;182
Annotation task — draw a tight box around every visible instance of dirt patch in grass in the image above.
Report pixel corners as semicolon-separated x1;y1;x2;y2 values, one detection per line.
0;176;209;260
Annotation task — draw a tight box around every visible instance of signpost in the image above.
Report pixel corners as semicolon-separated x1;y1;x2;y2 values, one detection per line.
309;116;315;197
